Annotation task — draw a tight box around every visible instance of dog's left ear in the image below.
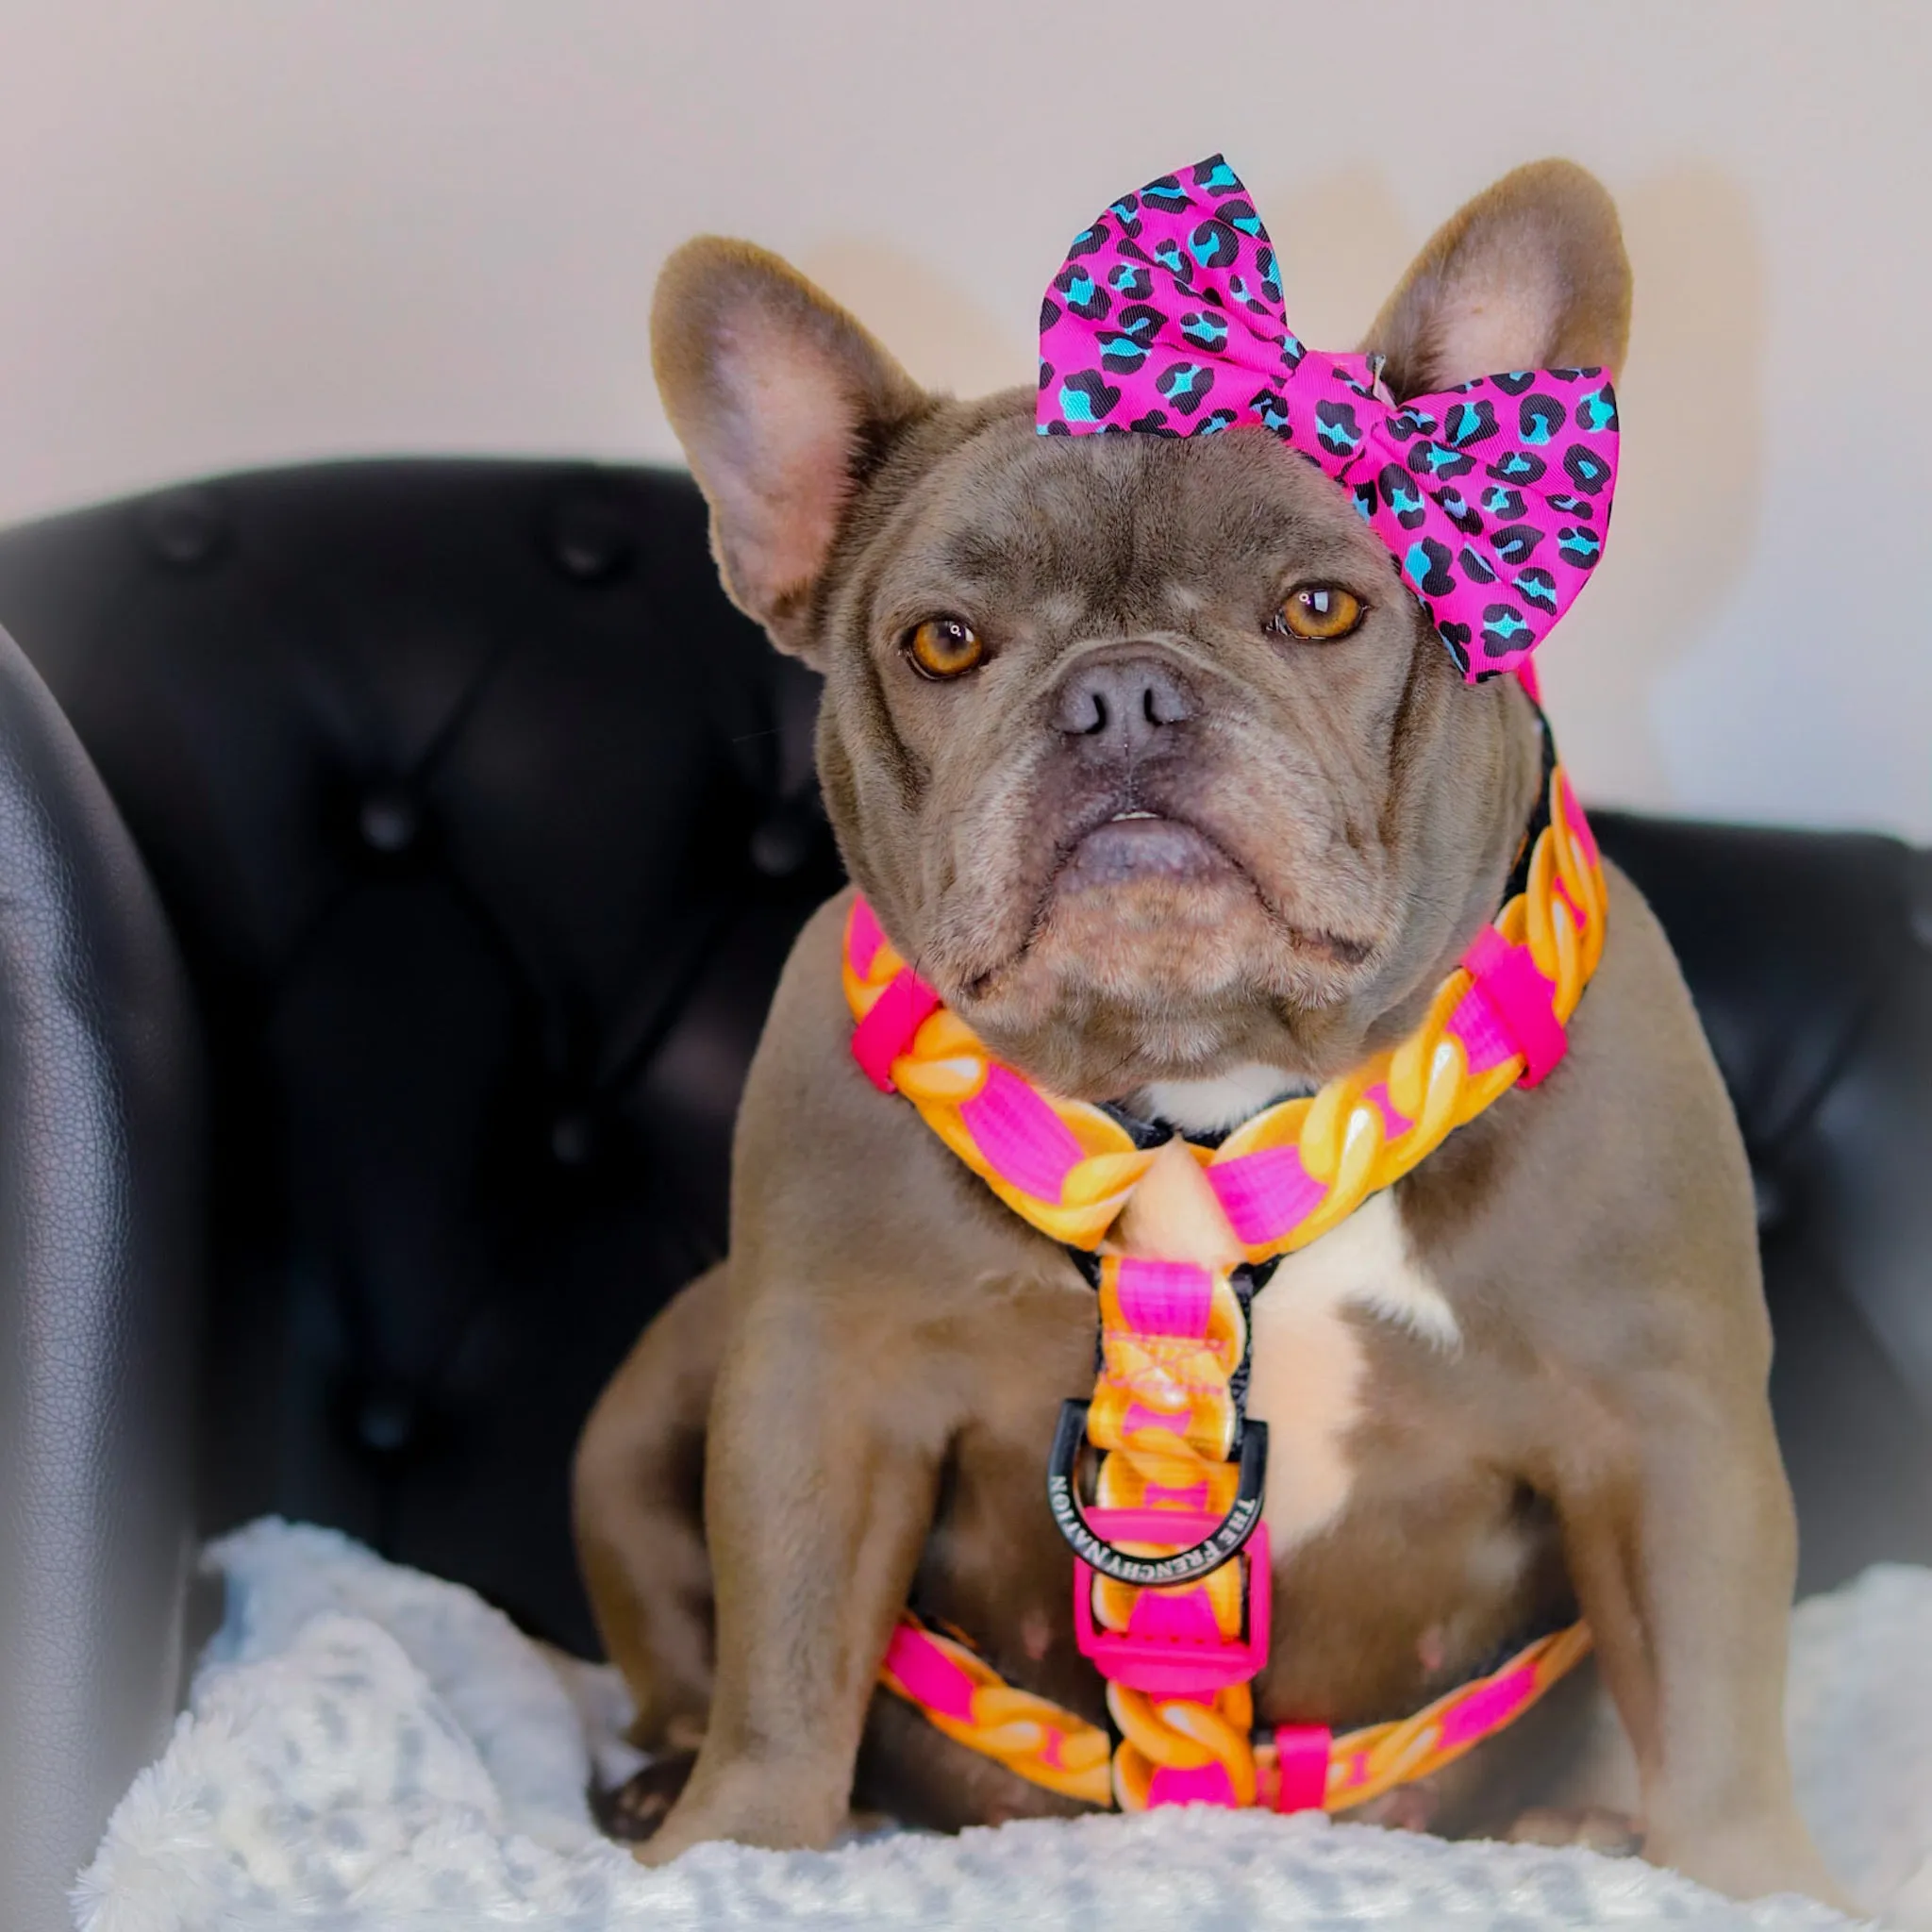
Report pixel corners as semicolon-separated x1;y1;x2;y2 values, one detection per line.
1363;159;1632;398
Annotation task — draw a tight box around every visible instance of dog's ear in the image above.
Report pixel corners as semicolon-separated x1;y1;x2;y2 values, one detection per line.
652;239;925;658
1363;160;1631;399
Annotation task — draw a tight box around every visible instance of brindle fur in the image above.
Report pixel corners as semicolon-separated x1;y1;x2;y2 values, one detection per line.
574;161;1844;1907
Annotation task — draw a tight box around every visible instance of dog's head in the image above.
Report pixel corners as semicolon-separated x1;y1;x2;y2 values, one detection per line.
654;162;1630;1100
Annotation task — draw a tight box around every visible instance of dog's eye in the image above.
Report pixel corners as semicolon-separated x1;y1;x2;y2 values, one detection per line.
1271;586;1364;641
906;617;985;679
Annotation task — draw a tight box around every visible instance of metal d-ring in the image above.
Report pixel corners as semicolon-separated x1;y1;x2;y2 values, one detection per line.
1045;1399;1269;1588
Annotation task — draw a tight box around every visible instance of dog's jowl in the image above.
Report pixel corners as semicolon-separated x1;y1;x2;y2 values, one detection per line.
574;155;1841;1907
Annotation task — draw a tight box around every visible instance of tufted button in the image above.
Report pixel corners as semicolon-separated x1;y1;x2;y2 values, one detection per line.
358;786;421;856
1909;850;1932;952
749;795;822;879
546;495;635;583
353;1383;418;1457
749;815;808;879
550;1109;597;1166
1753;1167;1789;1232
139;486;227;570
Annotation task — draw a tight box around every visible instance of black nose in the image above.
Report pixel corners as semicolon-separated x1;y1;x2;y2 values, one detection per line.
1050;653;1197;758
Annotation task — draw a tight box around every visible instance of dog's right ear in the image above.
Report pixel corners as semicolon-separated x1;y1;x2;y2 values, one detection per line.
652;239;925;660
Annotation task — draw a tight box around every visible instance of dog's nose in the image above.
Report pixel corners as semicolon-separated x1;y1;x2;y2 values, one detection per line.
1050;653;1196;758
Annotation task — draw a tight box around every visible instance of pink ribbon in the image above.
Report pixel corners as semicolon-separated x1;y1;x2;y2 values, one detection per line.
1037;155;1619;681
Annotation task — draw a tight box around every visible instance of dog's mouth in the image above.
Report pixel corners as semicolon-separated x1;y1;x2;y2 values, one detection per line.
958;792;1379;1003
1055;807;1239;893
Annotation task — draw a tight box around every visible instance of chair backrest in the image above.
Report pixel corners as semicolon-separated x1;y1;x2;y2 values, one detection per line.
0;624;202;1931
0;460;1925;1652
0;461;840;1652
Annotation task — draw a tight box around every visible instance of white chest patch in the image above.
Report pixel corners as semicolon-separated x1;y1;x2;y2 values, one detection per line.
1135;1064;1307;1137
1246;1191;1461;1550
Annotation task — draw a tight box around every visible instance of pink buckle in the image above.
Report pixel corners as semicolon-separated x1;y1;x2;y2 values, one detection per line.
850;966;941;1093
1461;925;1567;1087
1073;1509;1271;1695
1266;1724;1334;1812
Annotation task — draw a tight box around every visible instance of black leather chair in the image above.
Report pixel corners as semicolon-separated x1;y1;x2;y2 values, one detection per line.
0;459;1926;1931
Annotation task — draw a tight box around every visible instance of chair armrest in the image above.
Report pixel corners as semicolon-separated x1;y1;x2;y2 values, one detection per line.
0;625;205;1931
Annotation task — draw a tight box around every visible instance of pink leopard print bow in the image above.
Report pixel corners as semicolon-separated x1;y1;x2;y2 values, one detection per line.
1037;156;1619;681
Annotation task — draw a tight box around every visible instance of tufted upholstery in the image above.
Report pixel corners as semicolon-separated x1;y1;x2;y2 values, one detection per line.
1591;814;1932;1587
0;458;1926;1925
0;460;841;1665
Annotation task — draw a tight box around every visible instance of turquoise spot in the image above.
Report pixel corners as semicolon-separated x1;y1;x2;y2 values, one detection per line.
1577;389;1617;432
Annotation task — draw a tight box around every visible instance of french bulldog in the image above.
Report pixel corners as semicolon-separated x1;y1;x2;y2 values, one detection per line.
574;158;1843;1907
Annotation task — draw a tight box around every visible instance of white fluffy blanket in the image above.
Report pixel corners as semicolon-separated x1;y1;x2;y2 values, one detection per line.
72;1519;1932;1929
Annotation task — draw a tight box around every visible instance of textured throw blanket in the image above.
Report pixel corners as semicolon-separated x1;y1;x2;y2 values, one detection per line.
73;1519;1932;1929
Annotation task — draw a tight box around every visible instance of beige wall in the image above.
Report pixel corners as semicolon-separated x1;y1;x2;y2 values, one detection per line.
1;1;1926;834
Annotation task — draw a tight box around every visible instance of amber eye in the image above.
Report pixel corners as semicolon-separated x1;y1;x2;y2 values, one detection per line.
1272;585;1365;641
906;616;985;679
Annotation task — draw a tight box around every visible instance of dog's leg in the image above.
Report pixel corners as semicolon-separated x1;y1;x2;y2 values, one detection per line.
574;1266;728;1757
636;1291;946;1863
1552;1372;1848;1908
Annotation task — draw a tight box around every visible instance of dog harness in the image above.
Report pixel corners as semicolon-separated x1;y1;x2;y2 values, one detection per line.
845;150;1620;1818
847;738;1606;1814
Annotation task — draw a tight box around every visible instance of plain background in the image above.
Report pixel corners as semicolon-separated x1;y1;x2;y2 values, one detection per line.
0;2;1925;836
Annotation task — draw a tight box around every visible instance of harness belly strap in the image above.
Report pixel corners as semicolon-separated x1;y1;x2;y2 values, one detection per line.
881;1612;1595;1814
848;748;1606;1814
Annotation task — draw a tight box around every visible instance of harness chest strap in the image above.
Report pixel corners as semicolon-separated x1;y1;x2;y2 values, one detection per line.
845;755;1607;1813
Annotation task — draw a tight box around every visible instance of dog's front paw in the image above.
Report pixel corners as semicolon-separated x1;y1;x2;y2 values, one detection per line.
595;1751;699;1844
620;1757;851;1865
1643;1816;1854;1913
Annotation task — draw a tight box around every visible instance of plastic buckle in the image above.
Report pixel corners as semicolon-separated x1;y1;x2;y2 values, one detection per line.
1258;1722;1334;1812
1073;1510;1272;1695
1461;925;1567;1087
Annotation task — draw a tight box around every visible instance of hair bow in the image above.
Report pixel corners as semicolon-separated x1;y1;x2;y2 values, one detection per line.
1037;156;1619;680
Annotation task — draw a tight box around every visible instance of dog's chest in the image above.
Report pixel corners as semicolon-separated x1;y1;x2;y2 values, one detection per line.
1111;1135;1461;1552
1246;1191;1460;1546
